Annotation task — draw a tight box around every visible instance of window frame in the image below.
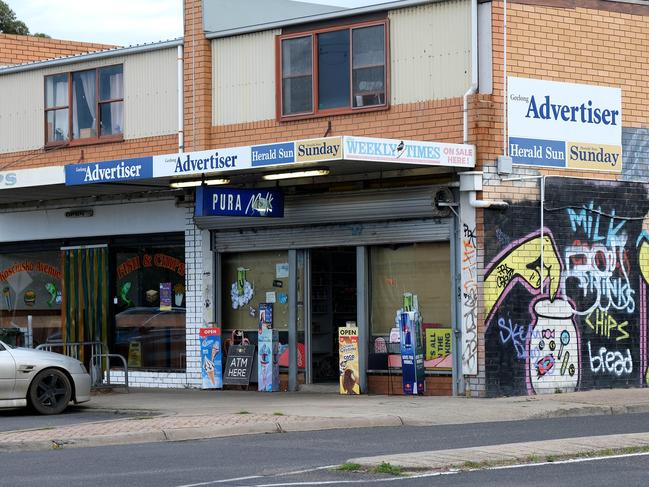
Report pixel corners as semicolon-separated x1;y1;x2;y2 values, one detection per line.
276;19;390;121
44;64;124;148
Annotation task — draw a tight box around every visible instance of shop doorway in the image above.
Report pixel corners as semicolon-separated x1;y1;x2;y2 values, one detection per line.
309;247;357;383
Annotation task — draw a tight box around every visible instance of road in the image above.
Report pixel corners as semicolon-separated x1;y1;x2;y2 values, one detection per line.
0;406;132;432
2;412;649;486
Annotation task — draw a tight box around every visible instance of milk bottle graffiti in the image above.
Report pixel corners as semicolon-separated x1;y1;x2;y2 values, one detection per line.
526;298;580;394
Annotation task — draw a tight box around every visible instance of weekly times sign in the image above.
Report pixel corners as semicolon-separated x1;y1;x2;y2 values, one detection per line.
508;77;622;172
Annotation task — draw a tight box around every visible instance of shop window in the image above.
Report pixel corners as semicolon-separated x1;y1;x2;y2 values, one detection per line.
0;251;63;347
369;243;452;371
278;21;388;119
44;64;124;146
113;246;186;371
221;250;305;370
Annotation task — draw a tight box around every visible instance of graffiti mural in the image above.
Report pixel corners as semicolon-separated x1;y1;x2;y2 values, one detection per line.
484;178;649;396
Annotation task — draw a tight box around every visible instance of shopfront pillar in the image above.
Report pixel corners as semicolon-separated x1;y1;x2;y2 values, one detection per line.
356;246;368;393
288;249;298;391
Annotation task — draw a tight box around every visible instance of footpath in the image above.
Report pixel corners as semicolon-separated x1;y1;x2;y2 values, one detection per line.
2;387;649;472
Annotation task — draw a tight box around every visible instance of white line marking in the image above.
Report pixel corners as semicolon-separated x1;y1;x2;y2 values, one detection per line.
243;470;460;486
175;475;262;487
482;450;649;472
176;451;649;487
275;465;340;476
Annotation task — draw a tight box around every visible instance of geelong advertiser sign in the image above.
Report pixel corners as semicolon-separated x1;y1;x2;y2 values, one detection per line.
508;77;622;172
65;157;153;185
65;136;476;186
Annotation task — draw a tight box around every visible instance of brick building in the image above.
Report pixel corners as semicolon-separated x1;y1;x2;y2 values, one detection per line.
0;0;647;397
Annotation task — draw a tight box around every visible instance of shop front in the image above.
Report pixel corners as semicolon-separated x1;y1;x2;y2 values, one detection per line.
0;167;188;382
196;184;458;395
22;135;475;393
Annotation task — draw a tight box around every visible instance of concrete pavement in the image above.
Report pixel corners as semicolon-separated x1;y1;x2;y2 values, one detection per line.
348;432;649;472
2;387;649;471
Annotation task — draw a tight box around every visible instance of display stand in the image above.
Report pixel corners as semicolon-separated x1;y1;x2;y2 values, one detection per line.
398;293;426;395
338;326;360;394
200;326;223;389
258;303;279;391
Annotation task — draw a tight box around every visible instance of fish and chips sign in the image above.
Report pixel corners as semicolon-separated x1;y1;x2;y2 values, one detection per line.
508;77;622;172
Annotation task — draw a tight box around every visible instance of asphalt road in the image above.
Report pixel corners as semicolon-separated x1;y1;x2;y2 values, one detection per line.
2;412;649;486
0;406;132;432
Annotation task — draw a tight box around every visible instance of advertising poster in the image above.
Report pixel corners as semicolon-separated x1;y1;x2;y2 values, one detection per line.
424;327;453;371
400;311;425;395
200;327;223;389
159;282;172;311
258;303;279;392
128;341;142;368
508;77;622;171
338;327;360;395
223;344;255;386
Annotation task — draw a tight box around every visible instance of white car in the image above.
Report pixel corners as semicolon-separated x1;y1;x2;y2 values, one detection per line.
0;340;91;415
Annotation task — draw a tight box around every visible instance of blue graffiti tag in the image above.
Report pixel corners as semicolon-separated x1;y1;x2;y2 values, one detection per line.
498;317;529;360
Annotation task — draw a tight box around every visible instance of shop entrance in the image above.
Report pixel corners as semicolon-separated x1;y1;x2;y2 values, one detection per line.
309;247;357;383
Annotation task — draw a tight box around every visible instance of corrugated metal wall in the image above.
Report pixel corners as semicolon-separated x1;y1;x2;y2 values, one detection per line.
124;48;178;140
389;0;471;104
0;48;177;153
212;30;280;126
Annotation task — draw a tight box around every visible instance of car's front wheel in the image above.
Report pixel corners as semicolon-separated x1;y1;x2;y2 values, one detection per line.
28;368;72;415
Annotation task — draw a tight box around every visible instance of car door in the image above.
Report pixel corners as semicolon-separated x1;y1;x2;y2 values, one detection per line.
0;342;17;399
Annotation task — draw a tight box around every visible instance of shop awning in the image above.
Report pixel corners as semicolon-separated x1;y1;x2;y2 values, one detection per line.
0;136;475;207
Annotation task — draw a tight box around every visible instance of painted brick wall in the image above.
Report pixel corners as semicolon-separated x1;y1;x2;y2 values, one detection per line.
463;1;649;396
0;34;113;65
483;177;649;396
184;203;204;387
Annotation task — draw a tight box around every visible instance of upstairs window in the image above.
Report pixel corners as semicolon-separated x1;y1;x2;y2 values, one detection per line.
45;65;123;146
278;21;388;119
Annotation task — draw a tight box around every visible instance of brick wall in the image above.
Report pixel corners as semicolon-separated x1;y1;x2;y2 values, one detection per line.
0;134;178;171
183;0;212;152
0;34;113;65
210;98;465;148
471;1;649;396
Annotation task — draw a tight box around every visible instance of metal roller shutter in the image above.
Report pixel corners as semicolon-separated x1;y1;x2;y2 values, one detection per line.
199;185;452;252
212;218;450;252
195;185;451;230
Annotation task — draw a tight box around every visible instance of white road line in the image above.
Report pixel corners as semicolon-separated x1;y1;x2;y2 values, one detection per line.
275;465;340;476
175;475;263;487
242;471;461;486
483;450;649;471
177;451;649;487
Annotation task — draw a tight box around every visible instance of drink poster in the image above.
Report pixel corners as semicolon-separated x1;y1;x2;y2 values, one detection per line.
200;327;223;389
258;303;279;392
339;327;360;394
160;282;172;311
400;312;425;395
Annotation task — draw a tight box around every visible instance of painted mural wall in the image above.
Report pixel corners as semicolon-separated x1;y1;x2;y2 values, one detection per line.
483;178;649;396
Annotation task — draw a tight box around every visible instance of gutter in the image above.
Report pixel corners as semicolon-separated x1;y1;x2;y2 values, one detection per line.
463;0;478;144
177;45;184;153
